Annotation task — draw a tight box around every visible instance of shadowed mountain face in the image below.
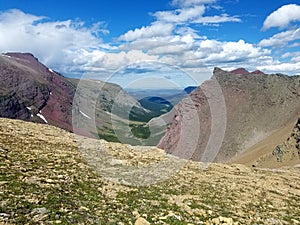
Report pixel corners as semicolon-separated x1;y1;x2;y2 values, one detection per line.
0;53;150;140
158;67;300;162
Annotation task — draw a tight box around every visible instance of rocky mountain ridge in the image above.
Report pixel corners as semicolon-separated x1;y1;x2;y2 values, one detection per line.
158;67;300;163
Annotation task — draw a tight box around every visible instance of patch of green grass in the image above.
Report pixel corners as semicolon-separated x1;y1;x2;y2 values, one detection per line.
130;124;151;139
93;126;120;143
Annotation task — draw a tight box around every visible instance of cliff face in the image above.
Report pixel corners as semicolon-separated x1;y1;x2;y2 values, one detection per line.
158;67;300;162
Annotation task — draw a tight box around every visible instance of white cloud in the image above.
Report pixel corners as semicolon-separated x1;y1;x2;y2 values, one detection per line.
0;9;109;75
119;26;271;75
262;4;300;30
259;28;300;47
148;45;186;55
153;5;206;23
118;1;241;54
119;22;174;42
82;50;158;73
258;62;300;74
153;5;240;25
0;7;277;80
190;39;269;62
194;14;241;24
176;26;204;39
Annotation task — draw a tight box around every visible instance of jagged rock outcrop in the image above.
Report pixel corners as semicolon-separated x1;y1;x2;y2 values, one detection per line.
158;67;300;162
283;117;300;159
291;117;300;151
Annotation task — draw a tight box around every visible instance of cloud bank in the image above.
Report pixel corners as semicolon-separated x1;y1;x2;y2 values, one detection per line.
0;2;299;79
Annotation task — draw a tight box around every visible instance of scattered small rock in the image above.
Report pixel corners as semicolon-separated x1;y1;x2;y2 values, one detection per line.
79;206;89;211
0;213;9;218
134;217;150;225
132;210;140;218
31;207;48;215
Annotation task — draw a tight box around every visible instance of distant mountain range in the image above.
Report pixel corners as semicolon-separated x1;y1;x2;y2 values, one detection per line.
132;86;198;118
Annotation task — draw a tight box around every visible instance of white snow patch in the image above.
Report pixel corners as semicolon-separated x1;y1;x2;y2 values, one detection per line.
37;113;48;124
31;114;33;118
79;110;92;119
50;92;52;95
1;54;11;58
48;68;54;73
26;107;31;111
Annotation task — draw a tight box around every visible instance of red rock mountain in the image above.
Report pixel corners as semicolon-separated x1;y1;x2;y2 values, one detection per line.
230;68;249;74
0;53;76;131
230;68;265;75
0;53;150;139
158;67;300;162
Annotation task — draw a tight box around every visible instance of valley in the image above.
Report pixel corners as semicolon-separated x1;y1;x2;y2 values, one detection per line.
1;1;300;224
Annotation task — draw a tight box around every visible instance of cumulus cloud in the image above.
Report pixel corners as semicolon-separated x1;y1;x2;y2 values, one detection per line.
0;6;276;79
0;9;109;75
259;28;300;47
79;49;158;74
120;0;240;44
258;62;300;74
186;39;266;62
153;5;206;23
118;22;174;42
119;0;241;55
262;4;300;30
153;5;240;25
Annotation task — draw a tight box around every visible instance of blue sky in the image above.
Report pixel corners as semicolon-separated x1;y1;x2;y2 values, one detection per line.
0;0;300;87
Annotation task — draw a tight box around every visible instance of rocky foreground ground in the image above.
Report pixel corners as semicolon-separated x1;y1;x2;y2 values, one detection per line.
0;118;300;225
